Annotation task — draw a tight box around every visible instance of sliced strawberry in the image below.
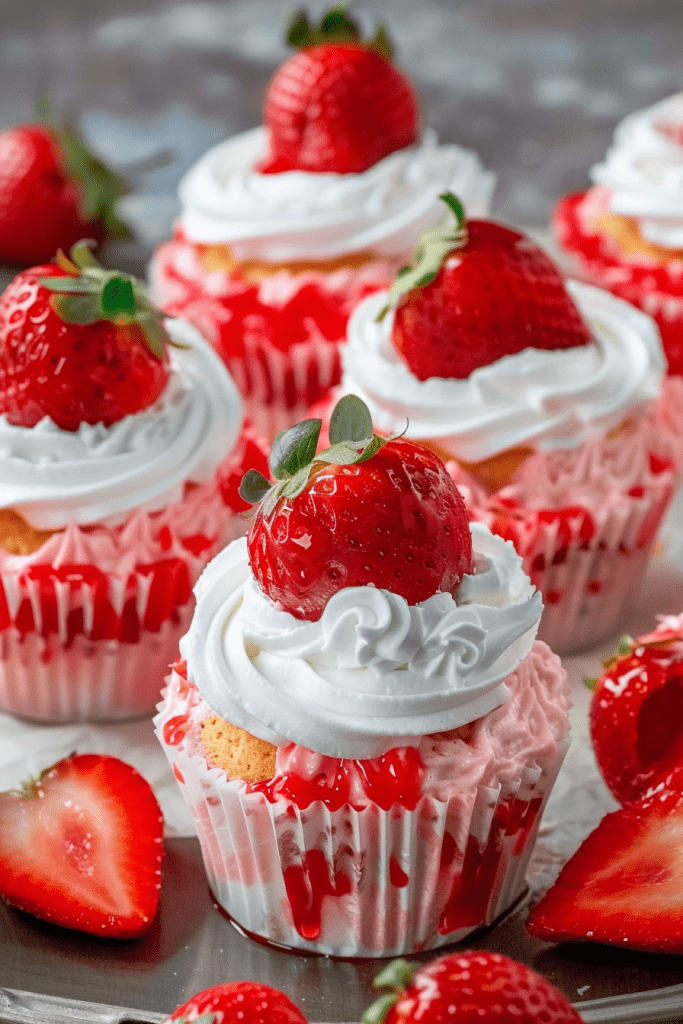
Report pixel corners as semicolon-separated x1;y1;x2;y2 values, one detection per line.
381;194;592;381
527;769;683;953
0;753;164;938
0;241;170;430
362;952;581;1024
260;9;418;174
0;121;129;268
165;981;308;1024
589;629;683;805
240;394;473;620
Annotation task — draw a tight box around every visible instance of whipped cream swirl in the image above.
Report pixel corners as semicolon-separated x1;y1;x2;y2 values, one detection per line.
591;91;683;247
181;524;542;759
341;281;664;462
0;319;243;529
178;126;495;262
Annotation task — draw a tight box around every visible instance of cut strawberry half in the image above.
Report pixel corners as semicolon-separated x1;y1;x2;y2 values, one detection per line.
527;768;683;953
0;753;164;938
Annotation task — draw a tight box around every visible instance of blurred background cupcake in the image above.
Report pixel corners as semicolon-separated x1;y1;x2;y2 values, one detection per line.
156;402;570;957
149;8;494;439
326;197;683;654
0;245;267;723
552;92;683;377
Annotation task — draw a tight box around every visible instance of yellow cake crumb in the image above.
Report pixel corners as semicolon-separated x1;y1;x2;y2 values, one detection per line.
0;509;57;555
201;714;277;782
596;210;683;261
198;241;381;283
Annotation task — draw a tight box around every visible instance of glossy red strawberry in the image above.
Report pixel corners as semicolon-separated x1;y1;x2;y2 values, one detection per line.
362;953;581;1024
260;8;418;174
164;981;308;1024
382;194;592;381
0;122;129;267
0;753;164;938
0;241;170;431
240;395;473;621
589;626;683;805
527;766;683;953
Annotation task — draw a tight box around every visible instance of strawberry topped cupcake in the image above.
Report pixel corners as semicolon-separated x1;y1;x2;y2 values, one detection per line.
0;242;268;722
552;91;683;376
150;8;494;440
332;195;683;654
156;396;570;957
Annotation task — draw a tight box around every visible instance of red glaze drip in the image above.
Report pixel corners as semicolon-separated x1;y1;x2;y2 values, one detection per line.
389;854;409;888
249;746;425;812
438;796;543;934
282;848;352;941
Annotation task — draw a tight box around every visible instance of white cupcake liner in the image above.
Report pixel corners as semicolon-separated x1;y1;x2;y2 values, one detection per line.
0;603;195;722
227;333;342;440
155;669;569;958
526;483;673;654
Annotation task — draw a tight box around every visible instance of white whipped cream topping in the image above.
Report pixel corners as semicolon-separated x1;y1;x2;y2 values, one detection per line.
177;126;495;262
181;524;542;760
0;319;243;529
591;92;683;247
341;280;665;462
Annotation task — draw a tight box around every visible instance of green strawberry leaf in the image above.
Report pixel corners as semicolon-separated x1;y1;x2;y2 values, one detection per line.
50;292;105;325
361;993;399;1024
270;418;322;479
286;6;393;59
372;958;418;990
329;392;373;444
376;192;468;320
239;470;273;505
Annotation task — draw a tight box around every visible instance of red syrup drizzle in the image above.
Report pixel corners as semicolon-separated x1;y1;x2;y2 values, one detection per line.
438;794;543;934
247;747;425;940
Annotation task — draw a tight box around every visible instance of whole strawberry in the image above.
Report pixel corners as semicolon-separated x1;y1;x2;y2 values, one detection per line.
164;981;308;1024
259;7;418;174
240;394;473;621
589;627;683;805
0;120;129;267
0;240;170;431
362;953;581;1024
0;753;164;938
381;194;592;381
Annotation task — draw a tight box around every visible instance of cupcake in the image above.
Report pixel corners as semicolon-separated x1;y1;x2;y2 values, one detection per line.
552;91;683;376
155;397;570;958
150;8;494;440
0;242;268;723
330;195;683;654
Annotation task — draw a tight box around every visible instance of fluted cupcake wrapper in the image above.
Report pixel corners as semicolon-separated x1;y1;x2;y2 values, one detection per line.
155;670;569;958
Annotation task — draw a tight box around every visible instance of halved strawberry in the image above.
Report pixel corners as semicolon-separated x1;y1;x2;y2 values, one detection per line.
381;194;592;381
259;8;418;174
239;394;473;621
589;627;683;805
0;240;170;431
0;753;164;938
527;767;683;953
164;981;308;1024
362;952;581;1024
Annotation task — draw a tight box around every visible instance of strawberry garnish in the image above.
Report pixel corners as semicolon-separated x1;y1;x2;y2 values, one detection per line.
589;629;683;805
381;193;592;381
240;394;473;621
0;753;164;938
0;118;129;268
0;240;171;431
259;7;418;174
164;981;308;1024
362;952;581;1024
526;767;683;953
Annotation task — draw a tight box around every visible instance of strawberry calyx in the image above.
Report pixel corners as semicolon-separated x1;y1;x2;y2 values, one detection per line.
601;631;683;673
38;240;173;360
239;394;392;515
377;192;468;320
287;6;393;61
361;959;418;1024
38;98;130;240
